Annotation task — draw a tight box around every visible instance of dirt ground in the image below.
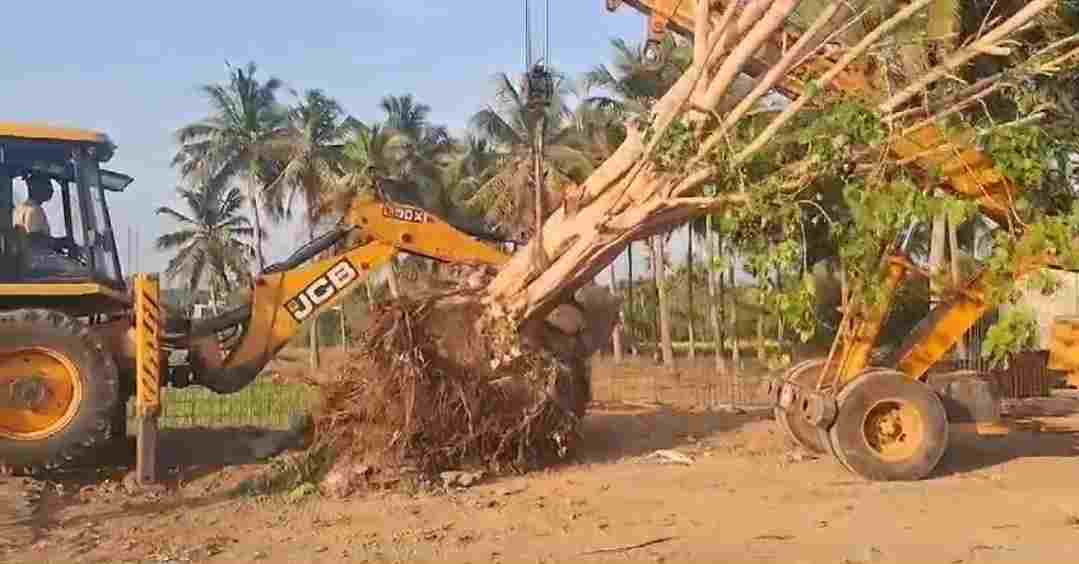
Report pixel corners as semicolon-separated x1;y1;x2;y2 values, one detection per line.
5;385;1079;563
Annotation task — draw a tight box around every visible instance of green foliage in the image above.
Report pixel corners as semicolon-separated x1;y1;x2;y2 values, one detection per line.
982;203;1079;306
466;71;593;240
649;118;698;172
796;100;886;158
982;123;1054;191
155;182;257;295
982;307;1040;369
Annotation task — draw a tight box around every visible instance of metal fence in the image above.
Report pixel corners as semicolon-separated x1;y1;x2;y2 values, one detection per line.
125;375;316;430
130;308;1061;432
589;353;775;410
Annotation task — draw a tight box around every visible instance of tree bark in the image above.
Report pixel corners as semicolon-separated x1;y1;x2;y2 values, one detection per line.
930;211;947;308
309;225;322;370
687;225;696;361
386;259;401;299
729;244;740;371
339;306;349;353
756;310;765;361
209;279;220;317
481;0;794;327
249;179;265;272
609;263;624;363
948;213;968;359
628;242;636;356
474;0;1052;353
309;315;321;370
654;236;675;368
706;214;727;376
728;243;740;404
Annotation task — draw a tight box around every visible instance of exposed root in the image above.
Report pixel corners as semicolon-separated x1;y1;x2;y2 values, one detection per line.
309;292;592;489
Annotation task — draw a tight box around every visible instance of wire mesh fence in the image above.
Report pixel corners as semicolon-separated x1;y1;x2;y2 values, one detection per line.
590;353;775;410
125;376;317;430
126;318;1061;432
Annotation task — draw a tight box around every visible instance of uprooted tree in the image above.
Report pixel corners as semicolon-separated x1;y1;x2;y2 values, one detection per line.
315;0;1079;485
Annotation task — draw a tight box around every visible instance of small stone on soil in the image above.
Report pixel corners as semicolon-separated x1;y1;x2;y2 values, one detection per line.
440;470;484;488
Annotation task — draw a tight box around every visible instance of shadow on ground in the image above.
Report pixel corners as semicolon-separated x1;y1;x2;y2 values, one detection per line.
933;396;1079;477
576;402;771;464
0;426;302;556
68;426;300;485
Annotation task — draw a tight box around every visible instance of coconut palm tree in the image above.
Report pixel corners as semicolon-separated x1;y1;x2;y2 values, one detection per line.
467;71;592;240
377;94;457;214
581;36;691;118
263;89;350;229
260;89;352;368
173;61;287;271
580;37;690;369
571;98;626;167
155;182;257;309
443;135;499;214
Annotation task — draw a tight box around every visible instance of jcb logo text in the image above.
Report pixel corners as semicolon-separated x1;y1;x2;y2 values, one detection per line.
285;260;359;322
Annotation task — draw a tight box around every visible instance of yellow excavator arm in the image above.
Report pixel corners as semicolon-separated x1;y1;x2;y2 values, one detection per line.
176;198;509;394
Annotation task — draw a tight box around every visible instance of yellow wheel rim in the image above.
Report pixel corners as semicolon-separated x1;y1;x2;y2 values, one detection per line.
861;398;924;462
0;347;83;441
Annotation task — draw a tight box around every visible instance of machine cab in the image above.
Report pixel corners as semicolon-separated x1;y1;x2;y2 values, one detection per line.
0;123;130;310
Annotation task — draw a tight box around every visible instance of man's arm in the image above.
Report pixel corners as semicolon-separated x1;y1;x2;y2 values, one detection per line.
27;206;50;236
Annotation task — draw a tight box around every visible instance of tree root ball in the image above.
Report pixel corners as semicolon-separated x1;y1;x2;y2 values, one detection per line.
311;289;615;485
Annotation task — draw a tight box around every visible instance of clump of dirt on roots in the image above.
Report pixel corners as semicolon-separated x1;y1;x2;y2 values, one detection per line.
310;292;591;488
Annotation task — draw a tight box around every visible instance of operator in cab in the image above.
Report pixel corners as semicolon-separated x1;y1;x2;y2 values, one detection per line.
13;173;53;236
14;173;84;276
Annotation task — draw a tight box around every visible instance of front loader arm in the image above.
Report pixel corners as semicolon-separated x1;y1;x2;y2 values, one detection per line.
184;199;510;394
348;200;511;268
188;242;397;393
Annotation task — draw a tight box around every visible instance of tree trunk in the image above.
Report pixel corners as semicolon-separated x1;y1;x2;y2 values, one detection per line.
756;310;765;361
728;243;741;404
609;264;624;363
654;236;675;368
209;279;220;317
627;242;635;355
930;211;947;308
249;179;266;272
482;0;802;325
309;315;321;370
309;225;322;370
687;225;696;361
775;267;784;344
474;0;1050;356
531;111;548;270
339;306;349;352
386;259;401;299
706;215;727;376
948;213;968;359
729;245;740;371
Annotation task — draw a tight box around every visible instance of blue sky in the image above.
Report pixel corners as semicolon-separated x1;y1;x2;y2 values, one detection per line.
3;1;683;285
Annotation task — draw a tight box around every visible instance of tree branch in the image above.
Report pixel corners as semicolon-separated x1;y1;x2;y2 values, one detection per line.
698;0;800;112
734;0;936;165
699;2;846;160
880;0;1056;115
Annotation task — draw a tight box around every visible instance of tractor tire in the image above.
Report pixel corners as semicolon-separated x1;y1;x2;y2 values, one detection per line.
774;358;829;453
828;369;948;481
0;309;120;473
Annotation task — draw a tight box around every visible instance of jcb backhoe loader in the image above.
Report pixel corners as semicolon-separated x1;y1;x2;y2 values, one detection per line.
0;122;510;479
609;0;1078;480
